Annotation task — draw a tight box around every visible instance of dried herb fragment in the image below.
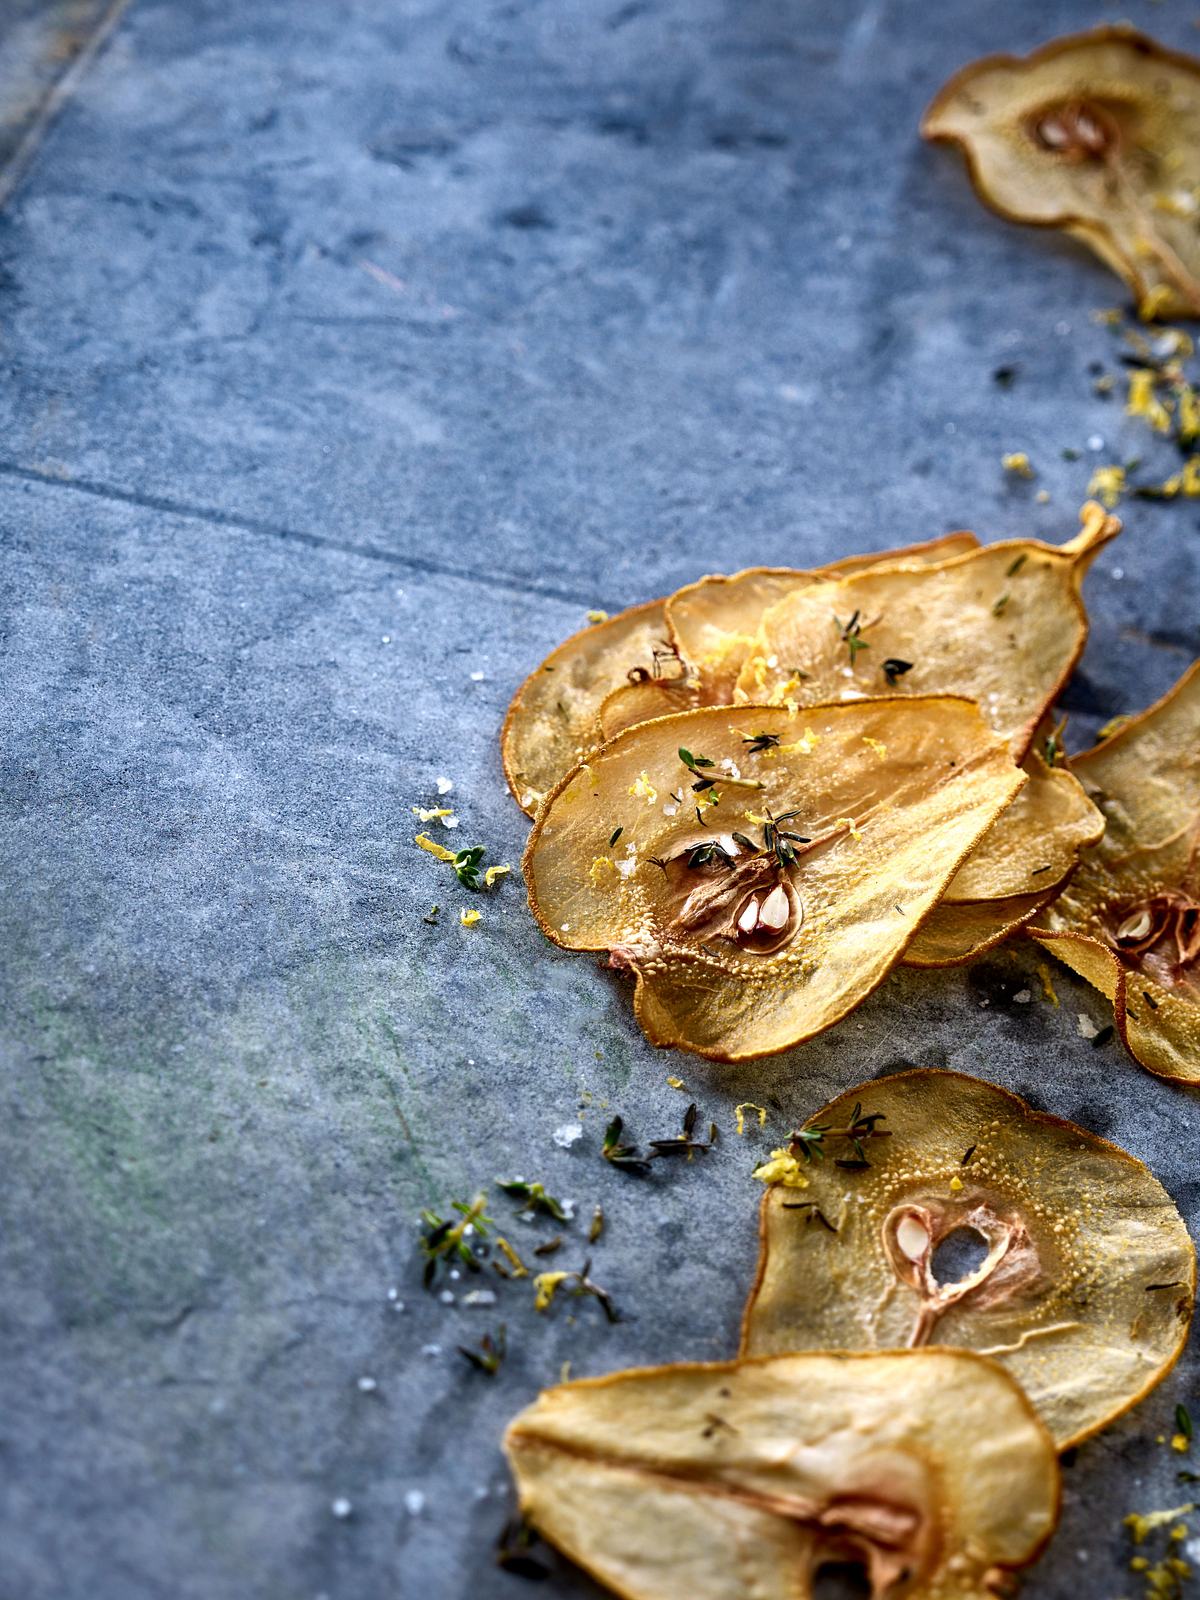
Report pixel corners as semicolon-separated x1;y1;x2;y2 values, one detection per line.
741;731;781;754
588;1204;604;1243
882;656;913;685
496;1178;568;1222
419;1191;493;1287
600;1115;653;1176
534;1259;620;1322
453;845;488;890
495;1516;552;1581
533;1236;564;1257
649;1102;718;1160
458;1324;507;1376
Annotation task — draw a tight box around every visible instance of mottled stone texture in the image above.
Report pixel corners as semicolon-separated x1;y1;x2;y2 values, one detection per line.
1;2;1199;1597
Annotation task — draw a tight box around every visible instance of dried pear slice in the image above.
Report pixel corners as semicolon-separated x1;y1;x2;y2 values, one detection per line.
741;1070;1195;1448
923;27;1200;320
1030;661;1200;1081
502;600;678;816
902;889;1057;968
943;751;1103;903
505;1349;1060;1600
597;534;981;744
736;505;1118;760
523;698;1025;1060
666;533;980;704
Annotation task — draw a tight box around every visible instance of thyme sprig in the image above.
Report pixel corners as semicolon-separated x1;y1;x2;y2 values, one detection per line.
835;609;871;663
535;1259;620;1322
788;1102;891;1168
601;1106;718;1171
457;1324;507;1376
679;746;762;793
649;1101;718;1159
496;1177;569;1221
686;839;736;870
762;808;811;869
452;845;487;890
419;1191;493;1287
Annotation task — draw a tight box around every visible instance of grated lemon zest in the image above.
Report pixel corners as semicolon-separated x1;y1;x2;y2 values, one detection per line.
666;1076;686;1090
779;728;819;755
460;908;481;927
1179;384;1200;444
534;1270;568;1312
1124;1504;1194;1544
484;864;511;887
412;805;456;822
1087;464;1126;509
496;1237;529;1278
629;772;658;805
589;856;617;885
1001;451;1034;478
949;1176;963;1193
753;1148;809;1189
862;736;887;758
735;1102;768;1136
1036;962;1060;1008
586;609;610;624
836;817;862;840
415;833;457;863
1139;284;1177;322
1127;368;1173;433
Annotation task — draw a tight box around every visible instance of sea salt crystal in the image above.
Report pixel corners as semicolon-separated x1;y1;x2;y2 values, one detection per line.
1076;1013;1100;1040
405;1491;426;1516
553;1121;584;1149
1013;989;1032;1004
436;777;454;794
331;1498;353;1520
463;1288;496;1308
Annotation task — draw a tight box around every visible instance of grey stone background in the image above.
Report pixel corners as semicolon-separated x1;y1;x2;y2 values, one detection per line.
2;1;1200;1596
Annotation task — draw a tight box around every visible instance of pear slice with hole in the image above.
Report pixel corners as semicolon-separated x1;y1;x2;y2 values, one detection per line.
923;26;1200;320
524;698;1024;1060
505;1349;1059;1600
741;1070;1195;1448
735;505;1118;761
1030;660;1200;1081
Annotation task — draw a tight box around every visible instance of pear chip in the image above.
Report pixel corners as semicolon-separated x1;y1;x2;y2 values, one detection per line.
524;699;1025;1060
736;510;1117;760
505;1349;1060;1600
923;27;1200;320
741;1071;1195;1448
1031;661;1200;1081
502;599;674;817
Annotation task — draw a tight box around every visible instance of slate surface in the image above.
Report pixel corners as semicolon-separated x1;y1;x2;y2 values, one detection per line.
2;2;1200;1597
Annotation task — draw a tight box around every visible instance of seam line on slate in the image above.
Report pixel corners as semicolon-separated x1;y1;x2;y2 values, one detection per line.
0;460;610;608
0;0;139;211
